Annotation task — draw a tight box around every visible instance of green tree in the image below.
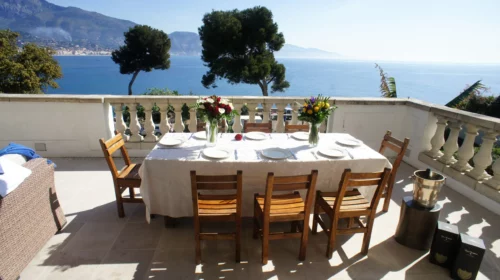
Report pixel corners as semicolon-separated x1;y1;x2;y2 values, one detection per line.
111;25;171;95
198;6;290;96
375;63;397;98
0;30;62;93
446;81;500;119
445;80;487;108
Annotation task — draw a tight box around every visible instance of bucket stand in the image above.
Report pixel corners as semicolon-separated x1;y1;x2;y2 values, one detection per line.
394;196;442;250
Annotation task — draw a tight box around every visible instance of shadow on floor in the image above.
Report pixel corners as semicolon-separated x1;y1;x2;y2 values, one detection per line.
25;161;499;280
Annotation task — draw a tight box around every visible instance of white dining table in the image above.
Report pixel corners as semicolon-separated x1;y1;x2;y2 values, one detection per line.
139;132;392;220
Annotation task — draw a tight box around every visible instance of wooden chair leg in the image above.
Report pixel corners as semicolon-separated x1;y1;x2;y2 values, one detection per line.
114;185;125;218
299;220;310;261
312;202;319;234
326;218;337;259
253;195;259;239
361;220;375;255
262;221;269;265
382;186;393;212
194;217;201;264
235;217;241;263
129;187;135;199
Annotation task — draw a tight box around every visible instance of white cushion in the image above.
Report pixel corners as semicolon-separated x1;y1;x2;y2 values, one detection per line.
0;157;32;197
0;154;28;166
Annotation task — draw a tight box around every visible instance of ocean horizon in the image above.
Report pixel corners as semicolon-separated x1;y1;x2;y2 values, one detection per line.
47;56;500;105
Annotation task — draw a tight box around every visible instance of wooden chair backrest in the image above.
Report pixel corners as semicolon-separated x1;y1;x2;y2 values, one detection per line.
285;122;309;133
378;131;410;184
244;121;272;133
335;168;391;213
190;170;243;214
197;120;227;132
98;131;131;180
262;170;318;217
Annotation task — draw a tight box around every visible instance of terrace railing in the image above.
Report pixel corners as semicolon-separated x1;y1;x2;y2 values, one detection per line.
0;94;498;213
419;105;500;194
105;96;330;140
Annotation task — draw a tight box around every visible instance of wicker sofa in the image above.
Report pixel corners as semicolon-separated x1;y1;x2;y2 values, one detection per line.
0;158;66;280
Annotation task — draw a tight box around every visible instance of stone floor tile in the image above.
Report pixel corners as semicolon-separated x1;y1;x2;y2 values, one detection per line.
40;249;108;280
92;249;155;280
112;221;163;250
63;221;125;252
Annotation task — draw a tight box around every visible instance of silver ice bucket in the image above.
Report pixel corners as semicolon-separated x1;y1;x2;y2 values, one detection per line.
411;169;446;208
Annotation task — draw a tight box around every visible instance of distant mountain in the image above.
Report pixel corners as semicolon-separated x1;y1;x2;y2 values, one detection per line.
168;31;202;56
0;0;135;48
0;1;341;58
275;44;342;59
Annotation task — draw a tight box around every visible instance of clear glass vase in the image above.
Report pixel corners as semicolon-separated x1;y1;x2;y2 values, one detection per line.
206;119;219;147
309;122;321;147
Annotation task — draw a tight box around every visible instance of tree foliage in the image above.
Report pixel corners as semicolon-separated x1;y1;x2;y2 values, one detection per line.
375;63;397;98
0;30;62;94
445;80;487;108
447;81;499;119
198;6;290;96
112;25;171;95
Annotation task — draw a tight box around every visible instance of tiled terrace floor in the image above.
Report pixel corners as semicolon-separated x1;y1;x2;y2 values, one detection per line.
21;158;500;280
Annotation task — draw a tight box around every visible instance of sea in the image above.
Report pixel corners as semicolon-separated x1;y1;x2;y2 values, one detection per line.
48;56;500;105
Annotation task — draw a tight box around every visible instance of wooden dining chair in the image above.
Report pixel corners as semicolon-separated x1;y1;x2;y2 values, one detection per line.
99;131;143;218
253;170;318;264
284;122;309;133
244;121;272;133
379;131;410;212
191;170;243;264
312;168;391;258
196;120;227;132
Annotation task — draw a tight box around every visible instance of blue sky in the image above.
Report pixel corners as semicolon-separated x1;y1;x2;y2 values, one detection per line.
49;0;500;63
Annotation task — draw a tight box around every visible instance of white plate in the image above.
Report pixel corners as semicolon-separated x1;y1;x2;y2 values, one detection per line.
193;131;207;140
203;147;231;159
318;147;346;158
260;148;292;160
158;137;184;147
291;132;309;141
246;132;268;141
336;138;363;147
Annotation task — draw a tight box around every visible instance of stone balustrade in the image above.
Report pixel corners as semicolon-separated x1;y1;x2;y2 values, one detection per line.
105;96;330;138
1;94;499;213
419;105;500;201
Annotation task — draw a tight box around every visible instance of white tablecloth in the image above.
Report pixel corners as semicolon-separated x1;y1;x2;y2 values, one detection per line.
139;133;392;219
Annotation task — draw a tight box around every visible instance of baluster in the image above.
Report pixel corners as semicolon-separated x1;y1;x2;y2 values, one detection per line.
113;103;129;141
248;103;257;123
451;123;479;172
438;120;461;165
158;103;170;135
189;106;197;132
291;102;300;125
275;103;286;133
127;103;143;142
220;119;227;133
172;103;185;133
143;103;158;142
468;130;497;180
262;102;270;123
232;103;243;133
486;158;500;190
425;115;448;158
320;120;327;133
